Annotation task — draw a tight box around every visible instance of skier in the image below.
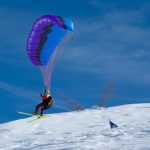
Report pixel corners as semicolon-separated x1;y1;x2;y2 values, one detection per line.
33;90;53;116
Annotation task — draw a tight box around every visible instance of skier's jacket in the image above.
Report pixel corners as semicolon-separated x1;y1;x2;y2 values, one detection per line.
41;95;53;107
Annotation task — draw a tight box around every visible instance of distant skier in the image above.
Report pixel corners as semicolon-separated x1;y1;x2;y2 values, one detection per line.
33;90;53;116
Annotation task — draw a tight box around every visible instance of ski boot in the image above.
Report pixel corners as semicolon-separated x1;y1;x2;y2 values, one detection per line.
32;111;37;115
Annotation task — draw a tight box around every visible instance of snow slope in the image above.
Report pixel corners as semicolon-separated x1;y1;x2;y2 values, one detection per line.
0;103;150;150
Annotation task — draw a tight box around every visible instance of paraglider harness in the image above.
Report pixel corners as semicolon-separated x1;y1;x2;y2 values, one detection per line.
41;95;53;110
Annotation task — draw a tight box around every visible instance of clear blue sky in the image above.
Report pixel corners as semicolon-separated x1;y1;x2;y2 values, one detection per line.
0;0;150;123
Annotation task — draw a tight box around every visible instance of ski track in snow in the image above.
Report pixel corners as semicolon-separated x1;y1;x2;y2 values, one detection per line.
0;103;150;150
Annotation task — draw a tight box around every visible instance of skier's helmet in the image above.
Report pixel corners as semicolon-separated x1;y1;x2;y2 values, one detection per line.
45;89;50;95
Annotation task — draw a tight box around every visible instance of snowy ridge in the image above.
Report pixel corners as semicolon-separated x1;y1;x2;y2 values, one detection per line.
0;103;150;150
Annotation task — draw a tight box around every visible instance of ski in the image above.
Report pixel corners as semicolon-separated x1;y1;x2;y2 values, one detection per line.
17;111;49;122
28;115;49;122
17;111;36;116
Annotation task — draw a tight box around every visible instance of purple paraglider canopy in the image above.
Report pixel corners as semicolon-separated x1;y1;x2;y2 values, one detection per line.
27;14;74;90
